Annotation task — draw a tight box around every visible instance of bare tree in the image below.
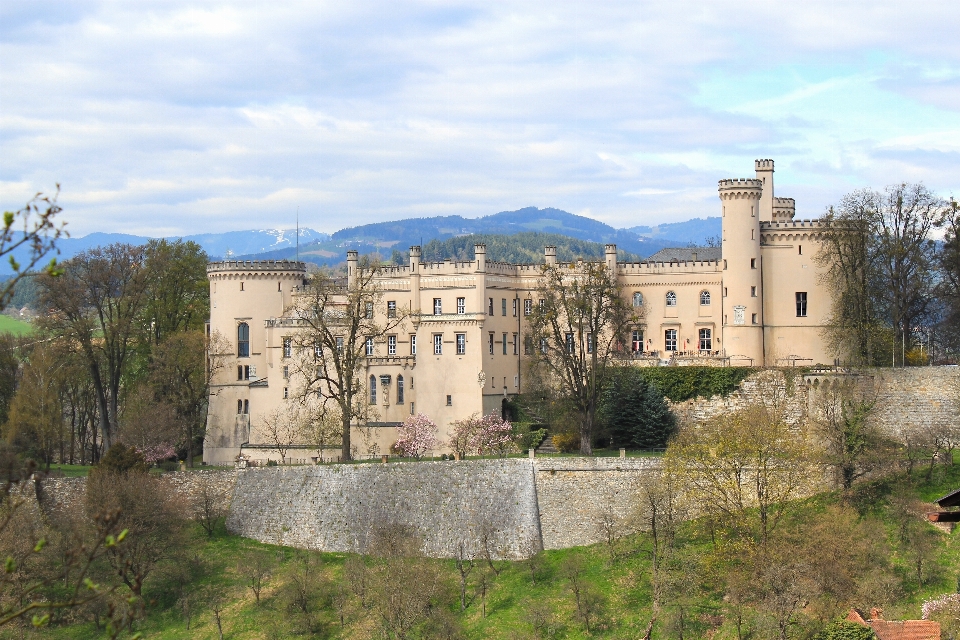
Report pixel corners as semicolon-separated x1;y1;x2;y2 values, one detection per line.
527;259;637;454
453;540;475;612
288;257;408;461
38;244;150;450
259;405;305;465
239;551;272;605
0;188;66;311
192;473;230;537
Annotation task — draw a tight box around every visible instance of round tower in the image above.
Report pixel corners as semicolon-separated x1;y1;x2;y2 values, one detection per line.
205;259;307;464
755;158;775;222
544;246;557;266
719;179;764;365
604;244;618;273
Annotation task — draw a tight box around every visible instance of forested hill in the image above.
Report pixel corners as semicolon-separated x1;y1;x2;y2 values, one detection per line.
406;232;643;264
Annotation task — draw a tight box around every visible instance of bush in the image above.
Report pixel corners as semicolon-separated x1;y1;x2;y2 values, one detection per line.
632;366;754;402
93;443;149;476
513;423;548;452
812;620;877;640
552;432;579;453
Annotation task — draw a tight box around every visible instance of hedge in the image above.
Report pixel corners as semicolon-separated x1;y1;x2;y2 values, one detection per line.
630;366;755;402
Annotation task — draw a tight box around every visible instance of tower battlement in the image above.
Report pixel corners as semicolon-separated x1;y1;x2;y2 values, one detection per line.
207;260;306;274
754;158;775;171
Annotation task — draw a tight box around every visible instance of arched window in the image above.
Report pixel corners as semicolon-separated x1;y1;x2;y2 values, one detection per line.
665;291;677;307
369;375;377;405
397;375;405;405
700;291;711;306
237;323;250;357
632;292;643;307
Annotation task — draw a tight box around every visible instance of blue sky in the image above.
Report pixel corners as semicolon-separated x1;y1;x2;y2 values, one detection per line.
1;1;958;236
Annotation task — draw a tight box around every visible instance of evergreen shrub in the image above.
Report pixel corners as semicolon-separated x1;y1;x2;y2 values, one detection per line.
600;368;676;449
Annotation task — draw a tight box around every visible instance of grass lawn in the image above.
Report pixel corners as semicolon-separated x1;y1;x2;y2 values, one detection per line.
0;314;33;336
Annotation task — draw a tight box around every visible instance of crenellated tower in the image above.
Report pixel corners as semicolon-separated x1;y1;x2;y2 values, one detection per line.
720;178;764;365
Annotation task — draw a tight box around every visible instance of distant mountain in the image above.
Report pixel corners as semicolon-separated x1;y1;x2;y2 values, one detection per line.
629;217;721;245
0;228;329;274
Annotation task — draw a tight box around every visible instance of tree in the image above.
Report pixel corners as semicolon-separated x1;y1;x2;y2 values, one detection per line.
239;551;272;605
141;239;209;345
817;184;946;365
3;344;65;470
148;330;227;467
193;472;230;537
665;403;815;546
937;198;960;350
38;244;150;450
289;258;407;461
260;405;305;465
526;259;637;454
811;378;892;490
394;413;439;459
600;367;675;449
0;188;66;311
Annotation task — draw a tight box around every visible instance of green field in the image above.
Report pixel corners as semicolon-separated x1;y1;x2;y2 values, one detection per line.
31;459;960;639
0;314;33;336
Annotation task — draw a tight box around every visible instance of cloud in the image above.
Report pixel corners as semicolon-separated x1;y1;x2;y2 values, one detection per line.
0;0;958;236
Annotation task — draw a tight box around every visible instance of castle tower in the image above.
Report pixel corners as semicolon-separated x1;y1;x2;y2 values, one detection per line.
605;244;618;273
409;246;421;314
719;179;764;365
544;246;557;266
474;243;487;314
755;159;775;222
205;259;307;464
346;250;359;290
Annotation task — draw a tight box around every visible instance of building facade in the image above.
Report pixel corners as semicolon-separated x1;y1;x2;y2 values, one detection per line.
204;159;834;464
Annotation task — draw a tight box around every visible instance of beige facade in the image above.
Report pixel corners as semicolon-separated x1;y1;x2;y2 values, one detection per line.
204;159;835;465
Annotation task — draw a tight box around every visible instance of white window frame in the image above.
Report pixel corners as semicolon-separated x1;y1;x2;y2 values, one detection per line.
434;334;443;355
700;291;711;306
456;333;466;355
633;292;643;307
457;297;465;314
699;328;712;351
664;329;678;352
665;291;677;307
433;298;442;315
388;335;397;356
365;337;374;356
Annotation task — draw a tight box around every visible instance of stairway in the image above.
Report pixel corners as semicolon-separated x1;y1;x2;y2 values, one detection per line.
535;435;558;455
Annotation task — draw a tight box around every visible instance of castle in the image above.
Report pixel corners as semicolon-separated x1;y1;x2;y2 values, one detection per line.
204;159;834;465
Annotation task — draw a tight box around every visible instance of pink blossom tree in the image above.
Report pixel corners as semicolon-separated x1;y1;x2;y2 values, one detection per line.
472;412;515;457
138;443;176;465
394;413;439;459
447;415;482;460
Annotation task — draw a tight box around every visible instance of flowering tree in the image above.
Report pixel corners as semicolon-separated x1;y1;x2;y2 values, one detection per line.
138;443;176;465
447;412;515;458
394;413;439;459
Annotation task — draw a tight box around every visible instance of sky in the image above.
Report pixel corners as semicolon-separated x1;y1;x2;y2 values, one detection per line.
1;1;958;237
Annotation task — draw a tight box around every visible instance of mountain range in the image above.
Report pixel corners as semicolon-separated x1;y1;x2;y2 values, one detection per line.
2;208;720;273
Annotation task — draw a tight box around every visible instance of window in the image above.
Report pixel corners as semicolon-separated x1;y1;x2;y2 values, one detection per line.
457;297;465;314
397;375;404;404
488;298;494;315
433;298;442;315
724;287;728;297
512;299;519;317
799;245;803;255
365;302;374;319
540;338;548;354
237;399;243;414
410;402;415;415
750;258;756;269
539;299;545;310
586;333;593;354
664;329;678;352
282;365;289;379
751;286;757;297
796;292;807;317
665;291;677;307
388;335;397;355
456;333;466;355
335;337;344;354
752;313;758;324
723;259;728;270
243;399;249;415
633;292;643;307
283;337;292;358
513;333;519;355
565;332;575;354
751;229;755;240
237;365;244;381
283;387;289;399
410;334;417;355
369;375;376;404
237;323;250;357
365;337;374;356
240;281;244;291
700;291;711;306
314;341;323;359
524;337;533;355
489;332;494;354
446;395;452;406
434;334;443;355
502;298;507;316
278;282;282;291
632;330;643;352
699;328;712;351
387;301;397;318
524;299;532;315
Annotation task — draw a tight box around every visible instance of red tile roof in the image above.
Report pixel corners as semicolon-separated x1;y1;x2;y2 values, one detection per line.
846;609;941;640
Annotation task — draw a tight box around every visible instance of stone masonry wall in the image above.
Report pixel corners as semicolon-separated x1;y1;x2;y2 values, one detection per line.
226;460;542;560
532;457;661;549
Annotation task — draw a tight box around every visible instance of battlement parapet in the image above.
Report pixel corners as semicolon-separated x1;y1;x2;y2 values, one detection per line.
718;178;763;200
207;260;307;274
755;158;775;171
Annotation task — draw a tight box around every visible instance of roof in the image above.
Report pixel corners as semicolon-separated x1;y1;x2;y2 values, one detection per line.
935;487;960;508
644;246;721;263
846;609;941;640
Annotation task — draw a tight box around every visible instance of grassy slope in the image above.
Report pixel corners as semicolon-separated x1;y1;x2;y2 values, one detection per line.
0;315;32;336
39;461;960;639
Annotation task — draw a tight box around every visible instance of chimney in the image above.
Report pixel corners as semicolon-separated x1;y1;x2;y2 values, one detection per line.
869;608;883;621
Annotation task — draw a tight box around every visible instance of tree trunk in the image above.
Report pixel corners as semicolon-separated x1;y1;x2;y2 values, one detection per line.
580;410;593;455
341;405;352;461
